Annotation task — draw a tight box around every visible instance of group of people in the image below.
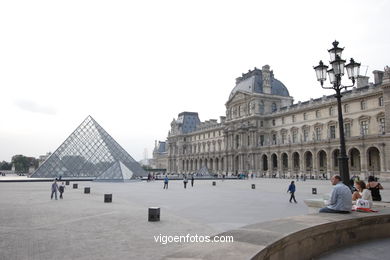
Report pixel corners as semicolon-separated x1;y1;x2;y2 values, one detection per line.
51;179;65;200
286;175;384;212
320;175;383;213
162;175;195;189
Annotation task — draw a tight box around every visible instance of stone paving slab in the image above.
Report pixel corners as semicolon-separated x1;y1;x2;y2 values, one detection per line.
1;178;389;260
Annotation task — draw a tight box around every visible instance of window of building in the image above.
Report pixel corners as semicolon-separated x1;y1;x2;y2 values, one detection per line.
329;106;335;116
272;134;277;145
238;105;241;116
379;118;385;134
247;135;250;146
303;129;308;142
282;133;286;144
292;131;297;143
272;103;277;113
235;135;240;148
260;121;264;127
315;128;322;141
329;125;336;139
292;115;296;123
208;132;210;138
260;135;265;146
344;104;349;113
316;110;321;118
379;96;384;107
303;113;308;120
282;117;285;124
259;101;264;114
360;120;368;136
360;100;367;110
272;119;275;126
344;123;351;138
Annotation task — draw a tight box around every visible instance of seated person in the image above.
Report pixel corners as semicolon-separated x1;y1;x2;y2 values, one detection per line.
352;180;373;208
319;175;352;214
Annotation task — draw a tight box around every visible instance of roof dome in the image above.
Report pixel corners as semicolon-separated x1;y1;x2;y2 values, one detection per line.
229;66;290;98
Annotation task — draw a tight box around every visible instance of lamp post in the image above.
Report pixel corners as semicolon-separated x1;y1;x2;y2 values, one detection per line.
313;41;361;186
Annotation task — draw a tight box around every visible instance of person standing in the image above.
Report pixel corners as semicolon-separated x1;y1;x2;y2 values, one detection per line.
287;181;297;203
163;175;169;189
183;175;188;189
367;176;383;201
191;174;194;187
59;181;65;199
51;179;58;200
319;175;352;213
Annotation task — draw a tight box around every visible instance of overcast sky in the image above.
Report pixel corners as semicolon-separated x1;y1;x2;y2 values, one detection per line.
0;0;389;162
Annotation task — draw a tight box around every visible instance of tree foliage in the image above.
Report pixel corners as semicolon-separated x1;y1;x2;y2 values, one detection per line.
11;155;39;173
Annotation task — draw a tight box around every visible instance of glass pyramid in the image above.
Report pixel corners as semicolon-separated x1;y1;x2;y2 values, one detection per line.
95;161;134;181
31;116;147;179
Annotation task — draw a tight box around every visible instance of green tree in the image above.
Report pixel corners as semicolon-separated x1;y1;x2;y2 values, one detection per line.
0;161;12;170
11;155;39;172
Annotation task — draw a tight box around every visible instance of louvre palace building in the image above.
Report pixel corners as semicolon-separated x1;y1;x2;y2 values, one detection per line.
153;65;390;180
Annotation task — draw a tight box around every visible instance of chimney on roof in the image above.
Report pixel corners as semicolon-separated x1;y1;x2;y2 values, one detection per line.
373;70;384;85
356;76;369;88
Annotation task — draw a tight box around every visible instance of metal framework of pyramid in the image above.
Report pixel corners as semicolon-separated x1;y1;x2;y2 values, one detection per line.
95;161;135;182
31;116;147;179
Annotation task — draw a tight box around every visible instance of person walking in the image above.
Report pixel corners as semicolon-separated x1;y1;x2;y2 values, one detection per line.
59;181;65;199
183;175;188;189
287;181;297;203
191;174;194;187
163;175;169;189
51;179;59;200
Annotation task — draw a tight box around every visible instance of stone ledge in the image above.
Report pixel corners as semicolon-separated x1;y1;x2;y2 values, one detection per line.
164;209;390;260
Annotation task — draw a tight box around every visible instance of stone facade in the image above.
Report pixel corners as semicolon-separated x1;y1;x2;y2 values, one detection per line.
156;65;390;180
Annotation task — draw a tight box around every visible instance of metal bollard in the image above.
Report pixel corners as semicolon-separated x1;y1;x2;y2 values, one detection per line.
104;194;112;203
84;187;90;194
148;207;160;222
73;183;78;189
252;184;256;189
312;188;317;195
212;181;216;186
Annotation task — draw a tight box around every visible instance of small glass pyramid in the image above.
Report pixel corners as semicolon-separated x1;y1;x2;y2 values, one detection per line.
31;116;147;179
95;161;134;181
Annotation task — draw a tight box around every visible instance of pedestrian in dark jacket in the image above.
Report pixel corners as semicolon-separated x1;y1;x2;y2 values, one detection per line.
191;175;194;187
51;179;59;200
287;181;297;203
59;182;65;199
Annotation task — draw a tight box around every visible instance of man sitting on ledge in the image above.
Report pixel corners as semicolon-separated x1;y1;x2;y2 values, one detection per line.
320;175;352;214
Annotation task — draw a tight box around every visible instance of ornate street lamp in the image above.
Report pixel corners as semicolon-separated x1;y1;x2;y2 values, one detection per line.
314;41;361;186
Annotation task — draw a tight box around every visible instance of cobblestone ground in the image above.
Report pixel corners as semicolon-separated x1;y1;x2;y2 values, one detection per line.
1;177;389;260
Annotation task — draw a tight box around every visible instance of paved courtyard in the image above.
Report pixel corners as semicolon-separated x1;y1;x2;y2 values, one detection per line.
1;177;389;259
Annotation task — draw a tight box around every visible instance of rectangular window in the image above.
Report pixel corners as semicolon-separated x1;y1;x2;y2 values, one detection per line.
292;115;296;123
272;119;275;126
379;118;385;134
330;125;336;139
272;134;277;145
316;110;320;118
360;100;367;110
379;96;384;107
344;123;351;138
260;121;264;127
282;133;286;144
282;117;285;124
360;120;368;136
303;113;308;120
316;128;322;141
344;104;349;113
303;129;308;142
292;131;297;143
329;107;334;116
260;135;265;146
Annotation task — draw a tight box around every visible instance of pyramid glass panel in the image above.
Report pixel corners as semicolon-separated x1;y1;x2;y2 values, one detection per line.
32;116;147;179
